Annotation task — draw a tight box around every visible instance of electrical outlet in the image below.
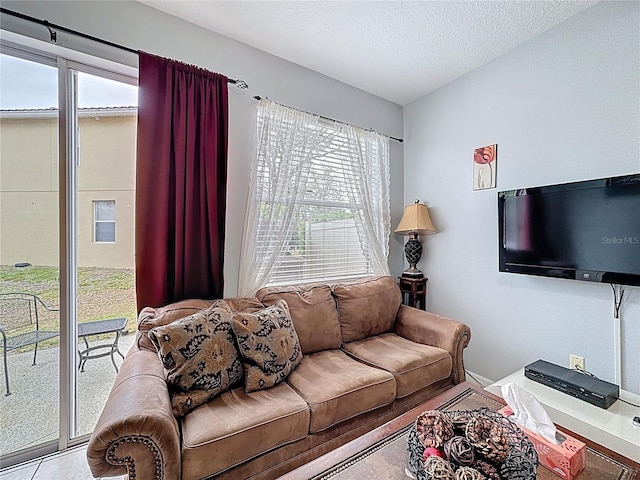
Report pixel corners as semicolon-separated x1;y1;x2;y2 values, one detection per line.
570;354;585;371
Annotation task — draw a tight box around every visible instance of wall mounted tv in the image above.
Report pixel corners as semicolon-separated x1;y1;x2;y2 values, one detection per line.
498;174;640;287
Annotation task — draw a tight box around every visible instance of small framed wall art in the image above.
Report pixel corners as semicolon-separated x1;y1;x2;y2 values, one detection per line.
473;144;497;190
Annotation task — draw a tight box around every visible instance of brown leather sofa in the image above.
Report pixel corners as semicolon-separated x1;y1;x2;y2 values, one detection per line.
87;276;471;480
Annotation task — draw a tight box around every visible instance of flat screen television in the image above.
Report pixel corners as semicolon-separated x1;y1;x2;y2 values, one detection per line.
498;173;640;287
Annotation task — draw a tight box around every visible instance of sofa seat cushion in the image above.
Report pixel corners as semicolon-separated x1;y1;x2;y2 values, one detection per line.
286;349;396;433
332;276;402;343
342;333;452;398
181;382;310;480
257;283;342;354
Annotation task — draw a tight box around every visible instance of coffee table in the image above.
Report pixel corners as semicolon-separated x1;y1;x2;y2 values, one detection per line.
278;382;639;480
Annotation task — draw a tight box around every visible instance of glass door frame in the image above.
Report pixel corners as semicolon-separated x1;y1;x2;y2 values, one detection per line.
58;56;78;452
60;59;137;447
0;42;62;466
0;39;137;467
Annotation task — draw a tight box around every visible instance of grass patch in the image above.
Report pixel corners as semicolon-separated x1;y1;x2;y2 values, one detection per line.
1;265;137;348
0;265;59;283
78;267;135;291
0;265;60;302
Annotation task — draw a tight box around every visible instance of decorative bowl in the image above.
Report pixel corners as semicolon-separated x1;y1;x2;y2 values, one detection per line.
406;407;538;480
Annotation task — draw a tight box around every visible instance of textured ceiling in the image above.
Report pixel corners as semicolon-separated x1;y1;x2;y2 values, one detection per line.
138;0;598;105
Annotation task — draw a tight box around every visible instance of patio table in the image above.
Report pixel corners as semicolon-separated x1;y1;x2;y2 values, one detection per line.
77;317;127;373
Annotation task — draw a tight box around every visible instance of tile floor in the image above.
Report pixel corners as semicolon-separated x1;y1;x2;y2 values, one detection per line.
0;444;124;480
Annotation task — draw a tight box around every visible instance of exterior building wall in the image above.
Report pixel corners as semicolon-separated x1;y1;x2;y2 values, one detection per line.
0;110;136;268
0;191;59;265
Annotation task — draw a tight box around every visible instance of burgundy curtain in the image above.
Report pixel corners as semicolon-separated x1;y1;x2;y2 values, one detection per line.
135;51;228;311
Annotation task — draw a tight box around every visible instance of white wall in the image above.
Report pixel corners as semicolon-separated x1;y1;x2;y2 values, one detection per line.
404;1;640;393
1;0;405;297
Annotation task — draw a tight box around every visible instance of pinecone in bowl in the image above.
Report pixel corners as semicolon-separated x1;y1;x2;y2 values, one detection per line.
465;415;509;464
473;459;501;480
416;410;455;449
449;411;477;436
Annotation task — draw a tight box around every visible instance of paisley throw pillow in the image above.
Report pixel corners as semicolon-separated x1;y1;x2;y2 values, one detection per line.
148;303;242;416
231;299;302;393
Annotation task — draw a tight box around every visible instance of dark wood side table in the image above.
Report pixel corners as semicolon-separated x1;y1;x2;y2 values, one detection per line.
398;276;427;310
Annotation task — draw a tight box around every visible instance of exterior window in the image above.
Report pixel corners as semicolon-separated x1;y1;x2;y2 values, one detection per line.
94;200;116;242
238;100;390;296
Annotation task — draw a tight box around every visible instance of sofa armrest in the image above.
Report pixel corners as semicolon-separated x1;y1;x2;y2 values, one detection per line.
87;339;181;480
394;305;471;384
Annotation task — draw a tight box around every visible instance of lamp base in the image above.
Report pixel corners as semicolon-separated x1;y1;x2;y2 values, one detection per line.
403;234;424;278
401;267;424;278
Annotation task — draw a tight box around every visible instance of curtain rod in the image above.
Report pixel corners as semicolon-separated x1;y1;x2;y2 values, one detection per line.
0;7;248;89
253;96;403;143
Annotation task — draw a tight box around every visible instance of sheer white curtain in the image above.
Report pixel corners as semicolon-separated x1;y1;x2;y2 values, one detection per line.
343;125;391;277
238;99;390;297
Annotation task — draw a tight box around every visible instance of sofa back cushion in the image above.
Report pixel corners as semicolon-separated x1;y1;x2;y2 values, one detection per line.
223;296;265;314
257;283;341;354
332;276;401;343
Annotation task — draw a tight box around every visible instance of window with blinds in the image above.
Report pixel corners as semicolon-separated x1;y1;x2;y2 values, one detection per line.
255;120;380;286
94;200;116;243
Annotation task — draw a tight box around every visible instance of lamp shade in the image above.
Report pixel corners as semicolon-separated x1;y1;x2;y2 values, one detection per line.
394;200;436;235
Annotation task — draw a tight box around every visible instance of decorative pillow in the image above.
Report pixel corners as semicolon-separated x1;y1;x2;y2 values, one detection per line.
231;299;303;393
137;298;228;352
148;304;242;417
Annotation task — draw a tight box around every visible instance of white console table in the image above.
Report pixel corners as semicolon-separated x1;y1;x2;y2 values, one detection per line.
486;368;640;462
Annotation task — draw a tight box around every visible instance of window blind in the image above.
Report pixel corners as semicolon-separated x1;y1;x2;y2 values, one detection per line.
238;99;390;295
258;122;378;285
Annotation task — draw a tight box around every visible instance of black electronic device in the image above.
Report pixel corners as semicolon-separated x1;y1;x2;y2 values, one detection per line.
498;174;640;286
524;359;619;409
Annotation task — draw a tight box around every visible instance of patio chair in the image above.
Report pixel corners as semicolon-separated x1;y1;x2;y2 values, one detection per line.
0;293;59;395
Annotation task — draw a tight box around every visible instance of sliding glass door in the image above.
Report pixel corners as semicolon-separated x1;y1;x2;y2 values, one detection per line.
0;51;61;459
0;44;137;464
74;69;137;439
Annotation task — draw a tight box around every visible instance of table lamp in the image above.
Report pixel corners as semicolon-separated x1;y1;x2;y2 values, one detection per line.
394;200;436;277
